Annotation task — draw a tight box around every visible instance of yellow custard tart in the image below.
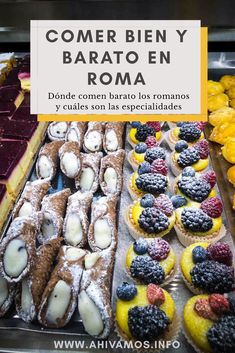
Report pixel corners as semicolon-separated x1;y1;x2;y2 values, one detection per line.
167;122;204;150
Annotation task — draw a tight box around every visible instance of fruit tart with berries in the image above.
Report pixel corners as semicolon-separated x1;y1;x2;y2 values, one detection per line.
128;121;162;148
171;139;210;176
125;238;176;285
128;160;169;200
125;194;175;238
180;242;234;294
183;293;235;353
173;196;226;246
115;282;178;344
167;122;205;150
172;167;217;203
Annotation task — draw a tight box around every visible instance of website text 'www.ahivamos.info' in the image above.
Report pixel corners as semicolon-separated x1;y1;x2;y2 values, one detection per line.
53;339;181;350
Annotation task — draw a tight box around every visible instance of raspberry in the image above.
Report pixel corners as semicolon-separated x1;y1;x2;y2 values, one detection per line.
201;170;217;188
145;136;159;148
147;284;165;305
194;139;209;159
194;298;218;321
196;122;207;131
201;197;223;218
154;194;173;216
148;238;170;261
150;159;168;176
209;294;230;316
207;242;233;266
146;121;161;132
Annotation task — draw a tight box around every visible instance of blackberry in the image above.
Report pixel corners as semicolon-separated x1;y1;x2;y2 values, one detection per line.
138;208;169;234
171;195;188;209
131;121;141;128
181;208;213;232
133;238;149;255
116;282;137;301
135;142;147;154
192;246;208;263
178;176;211;202
148;238;170;261
176;122;190;127
138;161;151;175
191;260;234;293
130;256;165;284
228;297;235;315
178;123;201;142
207;315;235;353
128;305;170;341
175;140;188;153
177;148;200;168
136;173;168;195
182;166;196;177
146;121;161;132
135;125;155;142
145;147;166;163
145;136;158;148
140;194;155;208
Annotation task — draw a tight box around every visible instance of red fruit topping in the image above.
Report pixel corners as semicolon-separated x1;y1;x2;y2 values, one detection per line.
209;294;230;315
154;194;173;216
194;139;209;159
207;242;233;266
201;170;217;188
145;135;159;148
196;122;207;131
146;121;161;132
147;284;165;305
200;197;223;218
148;237;170;261
150;159;168;176
194;298;218;321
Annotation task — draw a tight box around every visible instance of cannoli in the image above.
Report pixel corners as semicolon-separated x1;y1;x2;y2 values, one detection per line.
83;122;104;153
75;152;103;193
38;189;71;244
65;122;87;149
38;246;86;328
88;195;118;251
0;216;39;283
12;179;50;219
63;191;92;247
103;122;125;154
99;149;125;196
0;275;16;317
78;248;115;338
47;121;70;141
59;141;81;179
15;237;62;322
36;140;63;181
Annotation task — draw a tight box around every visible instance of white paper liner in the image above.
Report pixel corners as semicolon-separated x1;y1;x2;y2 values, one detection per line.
181;273;205;295
182;320;208;353
127;150;141;171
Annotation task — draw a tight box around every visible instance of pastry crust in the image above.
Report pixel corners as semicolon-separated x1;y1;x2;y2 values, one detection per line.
83;122;104;153
59;141;81;179
0;279;16;317
65;122;87;149
103;122;125;154
47;122;70;141
75;152;103;193
36;140;64;181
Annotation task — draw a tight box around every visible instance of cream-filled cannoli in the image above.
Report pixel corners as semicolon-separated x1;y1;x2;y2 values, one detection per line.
65;122;87;149
103;122;125;154
47;122;70;141
83;122;104;153
38;246;86;328
36;141;63;180
88;195;118;251
75;152;103;193
99;149;125;196
63;191;92;247
0;275;16;317
12;180;50;219
0;216;39;283
38;189;71;244
59;141;81;179
15;237;62;322
78;248;115;338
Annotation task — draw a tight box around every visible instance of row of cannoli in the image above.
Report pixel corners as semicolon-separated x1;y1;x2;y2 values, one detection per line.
47;121;125;154
36;141;125;196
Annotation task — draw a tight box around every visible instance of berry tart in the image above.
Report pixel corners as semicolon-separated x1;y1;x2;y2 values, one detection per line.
125;194;175;238
167;122;205;150
128;162;169;200
128;122;162;148
115;282;179;345
174;197;226;246
183;293;235;353
125;238;176;285
167;121;207;131
172;168;217;203
180;242;234;294
170;139;210;176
